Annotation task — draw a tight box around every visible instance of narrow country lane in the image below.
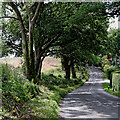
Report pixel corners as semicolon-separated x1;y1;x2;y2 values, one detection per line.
59;66;120;119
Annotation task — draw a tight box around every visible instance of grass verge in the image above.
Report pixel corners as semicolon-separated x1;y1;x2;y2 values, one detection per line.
103;83;120;97
22;67;89;119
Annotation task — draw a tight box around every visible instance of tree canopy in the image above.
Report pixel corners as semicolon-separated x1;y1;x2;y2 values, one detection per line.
1;2;110;82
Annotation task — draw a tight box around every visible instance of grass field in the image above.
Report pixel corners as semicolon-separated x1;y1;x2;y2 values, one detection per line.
0;57;60;71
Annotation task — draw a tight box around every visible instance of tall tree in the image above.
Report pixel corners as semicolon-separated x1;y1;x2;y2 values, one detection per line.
1;2;80;82
1;2;109;82
1;18;22;57
51;2;109;79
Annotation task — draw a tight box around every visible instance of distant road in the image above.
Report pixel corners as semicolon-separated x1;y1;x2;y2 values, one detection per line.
59;66;119;119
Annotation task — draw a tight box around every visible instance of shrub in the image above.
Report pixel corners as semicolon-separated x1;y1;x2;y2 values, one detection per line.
1;64;41;118
88;54;101;67
103;64;115;72
59;84;68;88
104;65;115;79
58;75;62;78
103;83;120;97
1;64;31;117
101;55;110;69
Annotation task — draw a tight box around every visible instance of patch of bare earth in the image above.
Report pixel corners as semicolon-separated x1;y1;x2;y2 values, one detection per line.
0;57;60;71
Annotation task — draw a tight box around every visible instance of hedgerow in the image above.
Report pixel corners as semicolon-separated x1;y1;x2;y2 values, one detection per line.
1;64;39;118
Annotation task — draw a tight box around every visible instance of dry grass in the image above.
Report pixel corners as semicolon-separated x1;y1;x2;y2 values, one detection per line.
42;57;60;71
0;57;23;68
0;57;60;71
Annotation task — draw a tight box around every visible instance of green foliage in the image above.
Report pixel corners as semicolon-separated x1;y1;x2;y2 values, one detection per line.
101;55;115;80
52;2;108;70
41;66;89;86
22;66;89;119
1;63;89;119
103;65;119;81
1;64;41;118
106;2;120;17
101;55;110;69
1;64;29;116
107;29;120;54
88;54;101;66
106;29;120;68
1;17;22;57
2;2;109;80
23;92;59;118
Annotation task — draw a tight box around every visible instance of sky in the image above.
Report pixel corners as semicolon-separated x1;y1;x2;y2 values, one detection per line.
108;16;118;31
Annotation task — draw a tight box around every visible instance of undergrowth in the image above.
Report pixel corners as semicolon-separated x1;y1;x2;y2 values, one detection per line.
1;64;89;119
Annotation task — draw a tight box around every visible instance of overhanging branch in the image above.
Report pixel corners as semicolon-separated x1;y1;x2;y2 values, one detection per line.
31;2;41;22
0;16;18;20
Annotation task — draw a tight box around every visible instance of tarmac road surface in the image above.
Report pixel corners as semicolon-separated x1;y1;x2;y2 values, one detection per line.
59;66;120;119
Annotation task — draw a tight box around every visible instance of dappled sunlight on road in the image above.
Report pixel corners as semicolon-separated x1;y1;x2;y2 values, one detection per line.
59;66;119;119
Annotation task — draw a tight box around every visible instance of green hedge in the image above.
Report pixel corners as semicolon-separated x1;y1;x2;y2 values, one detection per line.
1;64;41;118
112;72;120;91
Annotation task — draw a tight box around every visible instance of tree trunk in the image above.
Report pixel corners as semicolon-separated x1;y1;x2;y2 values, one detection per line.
8;2;30;78
71;60;77;78
63;56;70;79
35;42;41;73
9;2;41;80
22;30;30;79
65;64;70;79
37;59;42;81
61;58;65;70
29;22;35;79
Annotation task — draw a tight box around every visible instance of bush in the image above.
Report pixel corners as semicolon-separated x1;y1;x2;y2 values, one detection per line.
1;64;41;118
105;66;119;80
104;65;115;79
1;64;30;117
103;83;120;97
58;75;62;78
101;55;110;69
103;64;115;72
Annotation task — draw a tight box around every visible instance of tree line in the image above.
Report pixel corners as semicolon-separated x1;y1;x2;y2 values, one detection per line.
1;1;120;83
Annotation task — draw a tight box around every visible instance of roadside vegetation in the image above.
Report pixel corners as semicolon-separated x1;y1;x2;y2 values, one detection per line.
100;37;120;97
101;54;120;97
103;83;120;97
1;63;89;119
